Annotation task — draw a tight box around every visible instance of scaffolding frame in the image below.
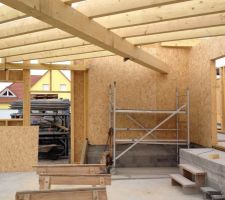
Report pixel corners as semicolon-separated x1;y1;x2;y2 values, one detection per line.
109;82;190;168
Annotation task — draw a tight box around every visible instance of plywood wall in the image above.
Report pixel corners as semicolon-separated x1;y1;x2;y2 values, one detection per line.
86;44;190;145
0;126;38;172
187;37;225;147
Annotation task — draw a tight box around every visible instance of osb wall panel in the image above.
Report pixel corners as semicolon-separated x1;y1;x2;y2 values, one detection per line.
187;37;225;147
87;45;190;145
0;126;38;172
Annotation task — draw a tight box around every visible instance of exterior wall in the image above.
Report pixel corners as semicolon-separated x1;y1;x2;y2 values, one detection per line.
0;103;9;109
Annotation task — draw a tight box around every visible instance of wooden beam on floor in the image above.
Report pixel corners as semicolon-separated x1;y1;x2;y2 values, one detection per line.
39;174;111;190
38;51;114;63
113;13;225;38
95;0;225;29
6;45;103;62
0;0;169;74
75;0;191;18
34;164;106;175
16;187;107;200
127;26;225;45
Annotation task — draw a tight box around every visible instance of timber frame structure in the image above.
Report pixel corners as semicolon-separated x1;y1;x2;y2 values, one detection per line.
109;82;190;168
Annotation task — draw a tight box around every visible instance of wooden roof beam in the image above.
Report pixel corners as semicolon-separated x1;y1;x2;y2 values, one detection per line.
0;0;169;74
95;0;225;29
62;0;85;5
127;26;225;45
0;38;90;57
0;5;27;23
6;45;103;62
75;0;191;18
113;13;225;38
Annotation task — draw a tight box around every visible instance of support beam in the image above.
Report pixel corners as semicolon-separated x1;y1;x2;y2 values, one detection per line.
113;13;225;38
39;51;114;63
95;0;225;29
221;67;225;131
23;67;30;126
0;17;52;39
0;5;27;23
127;26;225;45
0;38;89;57
75;0;191;18
0;29;72;50
0;62;83;70
161;39;200;47
6;45;102;62
0;0;169;74
62;0;85;4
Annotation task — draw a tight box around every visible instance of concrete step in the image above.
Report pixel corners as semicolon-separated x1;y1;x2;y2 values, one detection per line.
170;174;196;187
179;164;205;175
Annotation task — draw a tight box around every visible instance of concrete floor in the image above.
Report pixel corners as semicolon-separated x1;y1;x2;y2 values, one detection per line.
0;168;203;200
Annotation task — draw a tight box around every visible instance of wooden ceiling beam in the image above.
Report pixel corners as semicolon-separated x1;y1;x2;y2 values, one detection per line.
75;0;191;18
62;0;85;5
0;5;27;23
113;13;225;38
0;17;52;39
0;38;90;57
6;45;102;62
127;26;225;45
38;51;114;63
0;29;72;50
0;62;81;70
0;0;169;74
95;0;225;29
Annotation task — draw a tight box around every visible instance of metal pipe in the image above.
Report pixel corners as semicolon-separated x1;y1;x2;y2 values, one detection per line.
187;89;190;148
115;128;178;131
116;109;186;114
113;82;116;168
176;88;179;163
115;104;186;161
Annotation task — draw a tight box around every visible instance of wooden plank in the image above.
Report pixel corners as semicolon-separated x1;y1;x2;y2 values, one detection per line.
75;0;191;18
70;70;75;163
179;164;205;175
95;0;225;29
0;17;52;39
113;13;225;38
62;0;85;4
6;45;103;62
221;67;225;131
0;0;169;74
170;174;196;187
23;68;31;126
80;138;88;164
0;29;72;50
127;26;225;45
0;5;27;23
34;164;106;175
39;174;111;189
38;51;114;63
0;38;89;57
16;187;107;200
161;39;200;48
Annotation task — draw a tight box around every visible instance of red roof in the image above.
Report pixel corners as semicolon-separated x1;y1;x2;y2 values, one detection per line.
0;75;42;103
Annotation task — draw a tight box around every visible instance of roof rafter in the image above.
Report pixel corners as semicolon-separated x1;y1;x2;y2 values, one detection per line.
75;0;191;18
0;0;169;74
95;0;225;29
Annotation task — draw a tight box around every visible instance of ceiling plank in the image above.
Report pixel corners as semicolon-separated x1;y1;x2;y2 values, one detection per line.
0;5;27;23
113;13;225;38
0;38;89;57
0;29;72;50
95;0;225;29
0;0;169;74
75;0;190;18
6;45;102;62
38;51;114;63
0;17;52;39
161;39;200;47
0;62;81;70
127;26;225;45
62;0;85;5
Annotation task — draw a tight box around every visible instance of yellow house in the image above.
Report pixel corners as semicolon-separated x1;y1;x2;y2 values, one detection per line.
0;70;71;110
31;70;71;99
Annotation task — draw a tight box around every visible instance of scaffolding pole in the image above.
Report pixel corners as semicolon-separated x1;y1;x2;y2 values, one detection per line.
109;82;190;168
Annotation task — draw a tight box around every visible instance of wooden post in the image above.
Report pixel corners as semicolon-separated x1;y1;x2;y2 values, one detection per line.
70;61;88;163
221;67;225;131
23;62;31;126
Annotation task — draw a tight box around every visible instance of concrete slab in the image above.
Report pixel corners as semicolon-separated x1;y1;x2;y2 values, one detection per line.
0;168;202;200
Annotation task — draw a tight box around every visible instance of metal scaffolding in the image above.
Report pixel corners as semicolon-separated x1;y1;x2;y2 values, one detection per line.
109;82;190;168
